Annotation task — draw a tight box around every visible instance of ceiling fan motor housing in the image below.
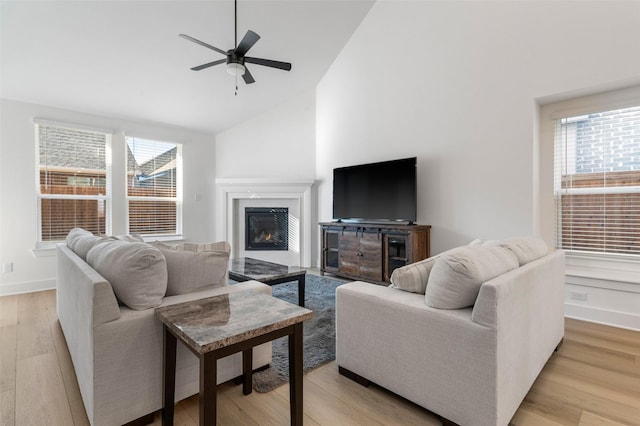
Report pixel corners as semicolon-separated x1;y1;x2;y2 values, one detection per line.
227;51;245;65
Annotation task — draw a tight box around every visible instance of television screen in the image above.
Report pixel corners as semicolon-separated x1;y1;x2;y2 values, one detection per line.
333;157;417;223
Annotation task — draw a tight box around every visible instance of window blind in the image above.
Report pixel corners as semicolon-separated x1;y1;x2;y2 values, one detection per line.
36;122;111;241
554;105;640;256
126;136;181;235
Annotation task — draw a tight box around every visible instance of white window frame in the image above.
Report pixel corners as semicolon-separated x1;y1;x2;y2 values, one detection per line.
538;85;640;285
34;119;113;248
124;135;183;239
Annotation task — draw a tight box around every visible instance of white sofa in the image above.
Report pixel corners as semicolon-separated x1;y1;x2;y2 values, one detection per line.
57;240;272;426
336;238;565;426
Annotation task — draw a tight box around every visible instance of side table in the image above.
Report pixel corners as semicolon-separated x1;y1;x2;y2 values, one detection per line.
155;290;313;425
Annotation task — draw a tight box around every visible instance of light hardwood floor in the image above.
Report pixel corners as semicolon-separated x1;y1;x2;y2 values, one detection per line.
1;289;639;426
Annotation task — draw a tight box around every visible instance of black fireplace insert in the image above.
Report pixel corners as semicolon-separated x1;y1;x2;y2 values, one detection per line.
245;207;289;251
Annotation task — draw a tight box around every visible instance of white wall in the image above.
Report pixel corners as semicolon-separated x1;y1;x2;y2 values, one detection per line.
317;0;640;252
0;99;216;295
215;90;316;179
315;0;640;329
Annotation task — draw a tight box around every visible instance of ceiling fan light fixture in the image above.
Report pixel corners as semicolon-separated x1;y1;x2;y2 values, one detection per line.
226;63;246;76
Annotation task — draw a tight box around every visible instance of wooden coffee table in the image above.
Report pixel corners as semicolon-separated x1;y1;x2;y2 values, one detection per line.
156;290;312;426
229;257;307;307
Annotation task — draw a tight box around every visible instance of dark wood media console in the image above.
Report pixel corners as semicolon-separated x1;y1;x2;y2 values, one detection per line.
320;222;431;285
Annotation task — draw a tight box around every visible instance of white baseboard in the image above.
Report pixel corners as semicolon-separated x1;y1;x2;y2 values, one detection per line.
565;302;640;331
0;279;56;296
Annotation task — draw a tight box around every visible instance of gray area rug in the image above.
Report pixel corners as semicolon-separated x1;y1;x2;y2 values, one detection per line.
250;274;345;393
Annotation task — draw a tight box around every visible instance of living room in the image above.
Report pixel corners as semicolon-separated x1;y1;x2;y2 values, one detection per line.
2;1;640;425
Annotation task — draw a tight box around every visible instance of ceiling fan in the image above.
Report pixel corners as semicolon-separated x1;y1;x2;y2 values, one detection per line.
179;0;292;87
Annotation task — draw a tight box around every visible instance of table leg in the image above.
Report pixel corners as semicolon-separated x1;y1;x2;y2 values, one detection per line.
162;326;177;425
243;348;253;395
298;274;306;307
200;353;217;425
289;323;304;425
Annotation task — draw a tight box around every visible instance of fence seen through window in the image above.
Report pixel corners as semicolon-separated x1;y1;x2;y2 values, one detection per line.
126;137;181;236
36;122;110;241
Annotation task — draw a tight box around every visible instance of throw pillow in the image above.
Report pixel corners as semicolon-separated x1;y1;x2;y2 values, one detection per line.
425;245;518;309
66;228;108;261
484;236;548;266
115;233;144;242
152;241;231;296
390;240;484;294
390;256;439;294
86;240;167;310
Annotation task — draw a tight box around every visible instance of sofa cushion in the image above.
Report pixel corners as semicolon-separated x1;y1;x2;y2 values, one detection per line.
177;241;230;252
66;228;104;260
152;241;230;296
86;240;167;310
484;236;548;266
425;245;518;309
67;228;142;260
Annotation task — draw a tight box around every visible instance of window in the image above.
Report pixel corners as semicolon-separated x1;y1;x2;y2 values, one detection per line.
554;105;640;256
35;121;112;242
126;136;182;236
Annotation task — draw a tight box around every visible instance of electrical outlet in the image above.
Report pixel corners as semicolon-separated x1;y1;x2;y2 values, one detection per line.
570;291;588;301
2;262;13;273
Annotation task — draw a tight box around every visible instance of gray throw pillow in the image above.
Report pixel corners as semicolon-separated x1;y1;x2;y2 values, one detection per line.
389;239;481;294
66;228;103;260
390;256;439;294
425;245;518;309
152;241;231;296
87;240;167;310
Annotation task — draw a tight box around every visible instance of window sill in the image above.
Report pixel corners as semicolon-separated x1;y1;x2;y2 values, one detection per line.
32;244;59;257
565;251;640;286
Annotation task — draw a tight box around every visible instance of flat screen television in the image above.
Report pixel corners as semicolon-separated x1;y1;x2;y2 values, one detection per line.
333;157;417;224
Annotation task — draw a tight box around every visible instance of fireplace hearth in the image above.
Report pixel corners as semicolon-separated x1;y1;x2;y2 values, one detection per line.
245;207;288;251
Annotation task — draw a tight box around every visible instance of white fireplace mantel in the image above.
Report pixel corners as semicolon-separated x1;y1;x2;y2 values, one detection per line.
215;178;315;267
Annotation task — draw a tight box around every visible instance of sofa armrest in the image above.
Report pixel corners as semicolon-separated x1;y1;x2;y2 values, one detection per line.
471;249;565;425
472;250;565;331
57;243;121;423
56;244;120;327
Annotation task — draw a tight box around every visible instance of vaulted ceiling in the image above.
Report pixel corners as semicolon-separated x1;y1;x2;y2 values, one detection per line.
1;0;374;134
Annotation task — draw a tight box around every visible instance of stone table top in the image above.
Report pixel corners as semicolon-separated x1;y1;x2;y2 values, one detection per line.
155;290;313;355
229;257;306;281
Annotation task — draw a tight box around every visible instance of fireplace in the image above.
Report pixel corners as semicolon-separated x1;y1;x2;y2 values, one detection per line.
245;207;289;251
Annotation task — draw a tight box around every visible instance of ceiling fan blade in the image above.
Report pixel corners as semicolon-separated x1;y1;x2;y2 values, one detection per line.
244;57;292;71
179;34;226;56
191;59;226;71
234;30;260;57
242;66;255;84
